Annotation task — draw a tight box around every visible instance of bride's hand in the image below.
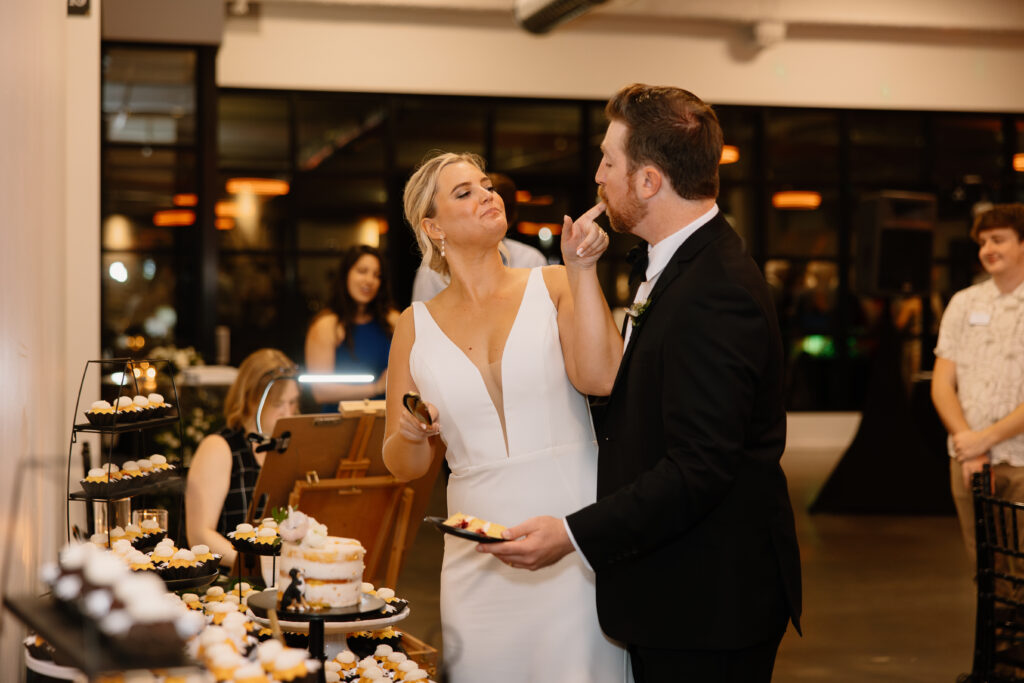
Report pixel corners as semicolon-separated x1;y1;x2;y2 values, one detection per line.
397;401;440;443
561;202;609;270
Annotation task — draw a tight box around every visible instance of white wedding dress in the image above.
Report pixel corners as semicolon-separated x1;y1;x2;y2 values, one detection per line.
410;267;630;682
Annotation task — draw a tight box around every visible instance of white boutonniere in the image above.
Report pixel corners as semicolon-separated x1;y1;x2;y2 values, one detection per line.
626;297;653;329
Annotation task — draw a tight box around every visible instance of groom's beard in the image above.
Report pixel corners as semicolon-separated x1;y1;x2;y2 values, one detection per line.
599;184;647;234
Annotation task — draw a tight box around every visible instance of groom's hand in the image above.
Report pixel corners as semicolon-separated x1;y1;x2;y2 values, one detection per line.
476;515;574;571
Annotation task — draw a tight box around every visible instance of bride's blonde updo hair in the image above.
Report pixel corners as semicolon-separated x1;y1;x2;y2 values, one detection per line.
403;151;487;280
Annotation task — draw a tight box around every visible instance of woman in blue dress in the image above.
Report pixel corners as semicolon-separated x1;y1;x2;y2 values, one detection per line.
305;245;399;412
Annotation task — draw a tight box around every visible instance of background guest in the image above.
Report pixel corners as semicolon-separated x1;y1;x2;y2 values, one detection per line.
185;348;299;567
305;245;399;410
411;171;546;302
932;203;1024;569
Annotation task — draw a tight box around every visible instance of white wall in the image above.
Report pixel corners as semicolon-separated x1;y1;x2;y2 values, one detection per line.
219;3;1024;112
0;2;100;680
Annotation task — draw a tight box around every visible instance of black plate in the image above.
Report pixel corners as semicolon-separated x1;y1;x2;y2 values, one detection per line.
159;563;220;591
246;590;386;622
424;516;505;544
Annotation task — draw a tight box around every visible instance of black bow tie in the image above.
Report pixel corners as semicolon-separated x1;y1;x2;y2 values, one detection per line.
627;243;649;284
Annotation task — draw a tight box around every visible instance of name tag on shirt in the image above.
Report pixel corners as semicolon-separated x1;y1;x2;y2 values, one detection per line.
969;311;991;326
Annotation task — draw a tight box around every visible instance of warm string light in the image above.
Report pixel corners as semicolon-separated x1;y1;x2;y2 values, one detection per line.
772;191;822;210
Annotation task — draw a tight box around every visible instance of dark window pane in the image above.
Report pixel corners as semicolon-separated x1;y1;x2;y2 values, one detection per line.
767;188;840;258
102;253;179;353
103;147;196;249
291;175;389;251
933;116;1004;190
219;94;290;171
296;95;387;173
103;48;196;145
765;110;840;184
494;103;580;173
217;254;287;359
715;106;756;183
216;174;291;251
394;99;486;170
849;111;927;186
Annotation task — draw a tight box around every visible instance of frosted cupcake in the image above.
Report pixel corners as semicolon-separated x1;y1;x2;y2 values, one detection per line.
120;460;144;480
84;399;114;426
147;392;174;417
80;467;115;497
160;548;200;579
136;458;154;476
112;395;140;423
204;585;226;603
149;539;176;564
233;662;272;683
190;544;217;566
253;525;280;548
256;639;284;672
271;648;322;682
148;454;175;481
127;550;155;572
181;593;203;611
229;523;256;541
375;587;408;615
334;650;358;679
132;395;152;419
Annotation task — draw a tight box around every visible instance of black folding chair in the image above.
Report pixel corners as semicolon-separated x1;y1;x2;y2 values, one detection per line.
967;465;1024;682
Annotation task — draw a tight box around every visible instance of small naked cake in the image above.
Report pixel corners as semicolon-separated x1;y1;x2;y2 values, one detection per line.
444;512;507;540
277;510;366;611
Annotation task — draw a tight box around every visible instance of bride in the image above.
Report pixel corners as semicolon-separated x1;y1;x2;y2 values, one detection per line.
382;151;629;682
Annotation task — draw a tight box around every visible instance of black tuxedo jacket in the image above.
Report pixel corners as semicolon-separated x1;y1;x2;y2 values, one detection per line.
567;213;802;649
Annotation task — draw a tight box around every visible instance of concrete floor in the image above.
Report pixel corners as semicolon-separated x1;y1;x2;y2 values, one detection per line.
395;447;977;682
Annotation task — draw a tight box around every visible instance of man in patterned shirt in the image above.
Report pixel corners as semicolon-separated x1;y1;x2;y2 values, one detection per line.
932;203;1024;567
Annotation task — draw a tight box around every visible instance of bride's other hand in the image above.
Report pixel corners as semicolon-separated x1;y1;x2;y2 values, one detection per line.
477;515;574;571
397;401;440;442
561;202;608;270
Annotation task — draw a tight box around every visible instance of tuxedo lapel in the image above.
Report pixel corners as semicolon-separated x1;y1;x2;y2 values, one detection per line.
610;215;730;395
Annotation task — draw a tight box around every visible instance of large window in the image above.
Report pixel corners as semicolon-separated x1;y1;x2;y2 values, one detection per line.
101;70;1024;410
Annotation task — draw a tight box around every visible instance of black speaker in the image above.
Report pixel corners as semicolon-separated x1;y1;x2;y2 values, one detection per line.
855;191;936;296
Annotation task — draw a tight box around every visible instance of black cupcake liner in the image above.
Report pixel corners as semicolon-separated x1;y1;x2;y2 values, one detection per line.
84;411;115;426
346;631;403;660
131;531;166;550
157;562;202;581
229;536;281;556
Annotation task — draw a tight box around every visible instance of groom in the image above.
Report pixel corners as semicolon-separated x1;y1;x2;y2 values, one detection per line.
481;83;802;682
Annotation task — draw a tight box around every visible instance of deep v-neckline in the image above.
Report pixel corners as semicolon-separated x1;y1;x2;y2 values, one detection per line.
420;268;536;456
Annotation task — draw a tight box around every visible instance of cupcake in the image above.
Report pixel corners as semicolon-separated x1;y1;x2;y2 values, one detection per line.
271;649;322;682
229;523;256;541
256;639;284;672
127;550;155;572
181;593;203;611
207;649;244;682
136;458;154;476
89;533;109;548
206;600;236;626
381;651;408;673
324;661;342;683
80;467;114;497
353;656;386;681
190;543;217;568
149;454;175;481
375;587;408;615
112;395;140;423
398;668;430;682
252;525;280;549
233;662;272;683
150;539;176;564
160;548;200;579
334;650;358;679
348;628;401;659
231;581;257;603
204;585;226;603
84;399;114;426
148;392;174;417
109;526;128;544
111;539;134;558
132;395;152;419
120;460;144;481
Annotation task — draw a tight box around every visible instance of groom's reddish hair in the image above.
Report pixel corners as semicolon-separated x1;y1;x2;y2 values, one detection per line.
606;84;722;201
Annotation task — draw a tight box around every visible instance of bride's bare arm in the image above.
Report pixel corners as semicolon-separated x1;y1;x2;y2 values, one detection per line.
544;203;622;396
382;307;441;481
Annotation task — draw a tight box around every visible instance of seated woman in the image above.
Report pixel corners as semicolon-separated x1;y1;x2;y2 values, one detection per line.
185;348;299;567
305;245;399;411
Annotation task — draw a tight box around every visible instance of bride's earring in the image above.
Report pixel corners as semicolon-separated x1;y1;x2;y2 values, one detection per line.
440;237;446;259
